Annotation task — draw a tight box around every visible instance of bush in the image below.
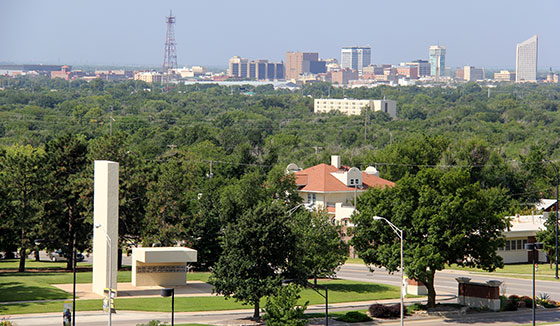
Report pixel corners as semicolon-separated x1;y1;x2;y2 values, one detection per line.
368;303;401;318
263;284;308;326
336;311;372;323
500;296;517;312
520;296;533;308
136;321;166;326
0;317;14;326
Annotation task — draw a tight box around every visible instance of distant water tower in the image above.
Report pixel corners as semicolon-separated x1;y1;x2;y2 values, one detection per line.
162;10;178;76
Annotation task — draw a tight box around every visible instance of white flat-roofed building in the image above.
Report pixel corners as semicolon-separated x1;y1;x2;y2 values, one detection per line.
516;35;538;82
494;70;516;82
499;214;547;264
314;98;396;119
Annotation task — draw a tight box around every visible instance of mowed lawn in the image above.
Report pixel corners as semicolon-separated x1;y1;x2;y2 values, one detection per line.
0;259;210;302
0;279;402;315
448;263;560;280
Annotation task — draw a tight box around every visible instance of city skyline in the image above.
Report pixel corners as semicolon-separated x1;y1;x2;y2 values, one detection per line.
1;0;558;69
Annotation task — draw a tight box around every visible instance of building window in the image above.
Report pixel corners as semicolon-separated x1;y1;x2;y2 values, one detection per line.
349;179;354;185
312;193;316;203
503;239;529;251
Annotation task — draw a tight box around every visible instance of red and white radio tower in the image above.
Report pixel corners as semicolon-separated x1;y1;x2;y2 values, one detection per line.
162;10;178;75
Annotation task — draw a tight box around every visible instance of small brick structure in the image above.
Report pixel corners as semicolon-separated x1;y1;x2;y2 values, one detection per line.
456;277;502;311
407;278;427;295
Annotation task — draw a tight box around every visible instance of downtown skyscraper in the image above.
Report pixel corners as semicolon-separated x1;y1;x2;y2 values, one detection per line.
516;35;538;82
429;45;446;78
341;46;371;72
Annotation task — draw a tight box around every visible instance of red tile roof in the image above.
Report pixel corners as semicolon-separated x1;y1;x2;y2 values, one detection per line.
294;163;395;193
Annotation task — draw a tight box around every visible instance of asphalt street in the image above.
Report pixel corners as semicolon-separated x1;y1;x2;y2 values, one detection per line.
338;264;560;301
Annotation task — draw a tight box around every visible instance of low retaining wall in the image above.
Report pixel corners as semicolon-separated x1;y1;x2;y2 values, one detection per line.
456;277;502;311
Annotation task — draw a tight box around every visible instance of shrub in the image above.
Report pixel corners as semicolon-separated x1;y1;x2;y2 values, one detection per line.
508;295;520;302
369;303;400;318
136;321;166;326
369;304;387;318
0;317;14;326
336;311;372;323
520;296;533;307
263;284;308;326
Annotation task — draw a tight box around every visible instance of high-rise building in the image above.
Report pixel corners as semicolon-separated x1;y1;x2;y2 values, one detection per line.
286;52;326;80
429;45;446;78
462;66;485;81
228;56;248;78
516;35;538;82
228;56;283;80
341;47;371;71
402;60;431;77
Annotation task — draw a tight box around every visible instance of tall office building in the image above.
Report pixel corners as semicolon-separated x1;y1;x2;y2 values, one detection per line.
429;45;446;78
286;52;326;80
341;46;371;71
228;56;248;78
516;35;538;82
228;56;283;80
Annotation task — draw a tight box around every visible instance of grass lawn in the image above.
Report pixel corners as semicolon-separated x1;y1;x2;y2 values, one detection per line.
0;264;211;302
0;259;91;270
345;257;365;265
0;279;402;315
447;264;560;281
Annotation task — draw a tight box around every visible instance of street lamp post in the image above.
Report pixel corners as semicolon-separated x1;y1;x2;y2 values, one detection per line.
161;288;175;326
542;158;559;279
95;224;113;326
525;242;543;326
373;216;404;326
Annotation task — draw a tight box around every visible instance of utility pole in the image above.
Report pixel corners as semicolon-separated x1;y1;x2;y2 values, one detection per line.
109;106;115;136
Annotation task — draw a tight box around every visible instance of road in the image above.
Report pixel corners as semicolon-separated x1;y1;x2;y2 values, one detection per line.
337;264;560;301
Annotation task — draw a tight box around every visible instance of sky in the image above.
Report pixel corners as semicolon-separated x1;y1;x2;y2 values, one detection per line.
1;0;558;69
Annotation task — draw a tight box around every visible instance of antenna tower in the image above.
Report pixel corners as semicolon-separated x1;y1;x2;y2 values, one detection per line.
163;10;178;75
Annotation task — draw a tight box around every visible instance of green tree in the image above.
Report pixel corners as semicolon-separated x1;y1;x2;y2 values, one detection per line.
143;152;196;246
263;284;308;326
41;133;91;269
351;168;511;307
293;210;348;284
537;212;558;269
0;145;45;272
210;200;300;319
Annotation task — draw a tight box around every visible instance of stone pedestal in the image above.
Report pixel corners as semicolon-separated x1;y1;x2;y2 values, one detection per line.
92;161;119;296
456;277;502;311
132;248;197;287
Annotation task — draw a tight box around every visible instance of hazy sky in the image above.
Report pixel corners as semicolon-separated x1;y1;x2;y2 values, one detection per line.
1;0;558;69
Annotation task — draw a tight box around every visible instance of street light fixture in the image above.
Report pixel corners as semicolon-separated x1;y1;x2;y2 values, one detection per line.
161;288;175;326
373;216;404;326
95;224;113;326
542;158;559;279
525;242;543;326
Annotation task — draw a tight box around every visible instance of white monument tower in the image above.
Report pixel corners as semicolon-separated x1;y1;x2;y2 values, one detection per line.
92;160;119;296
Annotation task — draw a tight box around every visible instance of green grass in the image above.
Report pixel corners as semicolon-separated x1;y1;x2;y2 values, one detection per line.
0;268;210;302
447;264;560;282
0;259;91;270
448;263;559;276
345;257;365;265
0;279;402;315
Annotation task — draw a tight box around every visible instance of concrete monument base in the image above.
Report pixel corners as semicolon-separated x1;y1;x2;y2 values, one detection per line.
132;247;197;287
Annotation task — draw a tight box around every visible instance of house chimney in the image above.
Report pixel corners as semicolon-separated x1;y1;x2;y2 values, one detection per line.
331;155;341;169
